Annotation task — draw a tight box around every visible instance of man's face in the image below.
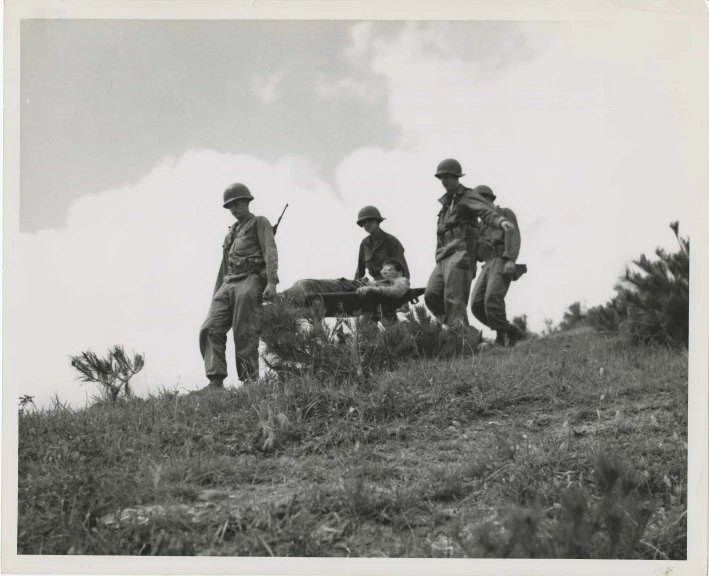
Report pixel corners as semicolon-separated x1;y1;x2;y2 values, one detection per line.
381;264;401;280
227;199;251;220
360;219;380;235
437;173;460;193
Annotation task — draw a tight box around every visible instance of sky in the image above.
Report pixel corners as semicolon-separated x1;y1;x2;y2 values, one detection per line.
9;17;709;407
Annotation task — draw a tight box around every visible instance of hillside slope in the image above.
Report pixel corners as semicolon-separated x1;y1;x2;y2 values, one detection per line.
17;330;688;558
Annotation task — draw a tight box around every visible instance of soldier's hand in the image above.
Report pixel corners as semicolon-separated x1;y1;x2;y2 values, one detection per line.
500;220;515;232
263;283;278;300
503;260;516;277
356;286;369;297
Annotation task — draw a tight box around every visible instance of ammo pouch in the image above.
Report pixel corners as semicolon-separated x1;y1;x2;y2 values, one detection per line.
227;256;266;278
441;225;467;245
512;263;527;281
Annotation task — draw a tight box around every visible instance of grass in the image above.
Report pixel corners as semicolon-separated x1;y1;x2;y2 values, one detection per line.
17;329;687;558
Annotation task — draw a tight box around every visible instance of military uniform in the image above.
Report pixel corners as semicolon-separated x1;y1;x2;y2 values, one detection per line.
424;184;507;327
199;213;278;382
471;202;526;344
355;230;409;281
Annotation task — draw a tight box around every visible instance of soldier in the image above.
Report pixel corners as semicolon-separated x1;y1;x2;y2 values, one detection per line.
424;159;515;329
282;206;409;301
355;258;410;300
470;185;527;346
354;206;409;281
197;183;279;392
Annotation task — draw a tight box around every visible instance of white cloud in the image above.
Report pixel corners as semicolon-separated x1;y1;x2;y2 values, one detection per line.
343;22;376;62
250;70;283;104
314;22;387;104
315;76;384;104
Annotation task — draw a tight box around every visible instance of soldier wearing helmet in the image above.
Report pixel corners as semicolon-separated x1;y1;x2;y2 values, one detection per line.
470;185;527;347
196;183;279;392
424;159;515;329
281;205;409;302
354;205;409;282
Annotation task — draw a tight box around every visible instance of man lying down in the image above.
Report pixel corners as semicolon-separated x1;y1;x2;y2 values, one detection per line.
280;258;411;305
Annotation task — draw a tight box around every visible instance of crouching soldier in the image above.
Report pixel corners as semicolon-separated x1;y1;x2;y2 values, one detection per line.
470;185;527;346
424;159;515;329
197;183;279;392
281;206;409;302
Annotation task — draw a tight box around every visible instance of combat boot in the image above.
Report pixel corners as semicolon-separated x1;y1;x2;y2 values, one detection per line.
495;325;527;348
190;378;225;395
506;324;528;344
495;331;509;347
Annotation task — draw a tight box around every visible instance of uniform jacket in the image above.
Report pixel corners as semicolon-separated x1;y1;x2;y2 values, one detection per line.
355;230;410;281
435;184;508;263
476;206;521;263
213;214;279;295
369;276;411;300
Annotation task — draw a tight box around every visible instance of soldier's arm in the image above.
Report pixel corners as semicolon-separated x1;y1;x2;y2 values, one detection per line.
355;242;366;280
461;190;508;228
213;253;227;297
501;208;521;262
373;277;410;299
255;217;280;285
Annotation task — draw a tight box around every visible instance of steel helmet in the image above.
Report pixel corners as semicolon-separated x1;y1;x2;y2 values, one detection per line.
223;183;254;208
356;205;385;226
435;158;464;179
474;184;496;201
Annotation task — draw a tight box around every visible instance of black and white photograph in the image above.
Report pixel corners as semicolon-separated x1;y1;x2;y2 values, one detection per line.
3;1;708;574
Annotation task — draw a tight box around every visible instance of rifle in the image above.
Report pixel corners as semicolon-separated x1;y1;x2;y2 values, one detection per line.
272;203;289;236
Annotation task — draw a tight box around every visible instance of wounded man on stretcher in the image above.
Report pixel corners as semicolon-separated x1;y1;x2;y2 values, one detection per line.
279;258;420;320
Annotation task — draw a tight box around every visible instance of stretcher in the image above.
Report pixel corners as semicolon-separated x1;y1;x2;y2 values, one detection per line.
303;287;426;319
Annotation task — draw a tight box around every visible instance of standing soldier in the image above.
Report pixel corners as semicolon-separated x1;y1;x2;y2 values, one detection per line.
282;205;409;300
424;159;515;329
470;185;528;346
197;183;279;392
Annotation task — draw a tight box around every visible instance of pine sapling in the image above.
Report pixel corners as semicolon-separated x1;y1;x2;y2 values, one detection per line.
69;345;145;404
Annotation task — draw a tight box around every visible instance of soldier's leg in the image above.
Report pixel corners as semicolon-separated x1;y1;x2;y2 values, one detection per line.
424;264;446;322
484;258;512;332
470;263;491;327
199;284;234;384
231;274;267;382
281;278;364;304
442;250;474;327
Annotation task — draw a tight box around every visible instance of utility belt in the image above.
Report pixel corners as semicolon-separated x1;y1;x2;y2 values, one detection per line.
478;243;506;262
440;225;470;245
225;256;265;281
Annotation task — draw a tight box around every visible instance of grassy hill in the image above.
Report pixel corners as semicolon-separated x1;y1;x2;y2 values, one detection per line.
17;326;687;558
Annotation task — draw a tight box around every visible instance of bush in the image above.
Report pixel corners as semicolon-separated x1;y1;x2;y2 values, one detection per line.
256;298;482;383
587;222;689;349
586;295;627;334
559;302;586;331
69;346;145;404
455;453;660;559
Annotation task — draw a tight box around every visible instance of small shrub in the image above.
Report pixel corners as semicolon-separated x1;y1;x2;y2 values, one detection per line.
559;302;586;331
586;295;627;334
456;453;659;559
587;222;689;348
69;346;145;404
